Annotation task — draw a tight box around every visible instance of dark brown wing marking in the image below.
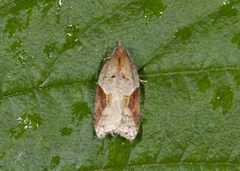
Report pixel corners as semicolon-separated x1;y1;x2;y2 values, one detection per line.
112;45;130;71
95;85;107;125
128;87;140;127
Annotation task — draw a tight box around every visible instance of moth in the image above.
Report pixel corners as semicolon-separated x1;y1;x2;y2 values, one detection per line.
94;42;140;141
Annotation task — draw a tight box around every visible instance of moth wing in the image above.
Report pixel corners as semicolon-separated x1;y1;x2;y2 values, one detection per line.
128;87;140;127
118;87;140;140
95;85;117;138
94;85;107;128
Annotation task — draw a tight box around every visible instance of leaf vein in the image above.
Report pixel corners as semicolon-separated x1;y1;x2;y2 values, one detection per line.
145;66;240;77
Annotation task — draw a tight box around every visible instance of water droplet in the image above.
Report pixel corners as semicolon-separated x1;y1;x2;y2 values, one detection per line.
56;0;63;23
219;0;237;17
8;112;43;139
43;42;57;58
139;0;167;24
14;50;33;66
62;25;82;52
211;85;233;114
231;32;240;49
210;0;238;21
196;75;211;92
58;0;63;6
9;40;34;66
50;155;60;169
60;127;73;136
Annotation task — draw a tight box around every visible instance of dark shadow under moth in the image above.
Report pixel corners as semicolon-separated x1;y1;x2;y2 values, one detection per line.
94;42;140;141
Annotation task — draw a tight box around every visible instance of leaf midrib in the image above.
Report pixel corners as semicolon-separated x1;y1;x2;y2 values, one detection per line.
88;161;240;171
1;65;239;99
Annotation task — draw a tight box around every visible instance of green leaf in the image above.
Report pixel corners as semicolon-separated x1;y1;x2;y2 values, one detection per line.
1;0;240;170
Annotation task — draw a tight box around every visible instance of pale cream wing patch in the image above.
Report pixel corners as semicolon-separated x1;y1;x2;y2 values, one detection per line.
95;107;139;140
117;107;139;140
95;105;122;138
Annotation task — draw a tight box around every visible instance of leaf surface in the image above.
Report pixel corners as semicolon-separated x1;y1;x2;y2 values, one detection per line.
0;0;240;170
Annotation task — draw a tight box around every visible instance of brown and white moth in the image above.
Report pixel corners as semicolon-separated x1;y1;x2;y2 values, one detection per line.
94;42;140;141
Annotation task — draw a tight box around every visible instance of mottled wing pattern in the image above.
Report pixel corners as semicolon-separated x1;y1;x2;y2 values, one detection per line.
94;42;140;141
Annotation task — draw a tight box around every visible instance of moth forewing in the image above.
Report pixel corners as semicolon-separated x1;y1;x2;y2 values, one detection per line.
94;43;140;141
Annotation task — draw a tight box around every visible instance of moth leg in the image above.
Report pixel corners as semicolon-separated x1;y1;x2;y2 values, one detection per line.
139;79;147;84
